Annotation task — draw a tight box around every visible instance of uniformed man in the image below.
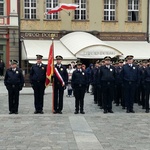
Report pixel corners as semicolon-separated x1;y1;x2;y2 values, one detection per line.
53;55;68;114
139;60;147;109
142;60;150;113
120;55;140;113
115;60;124;108
91;60;100;104
71;61;87;114
30;55;46;114
4;60;24;114
99;56;116;113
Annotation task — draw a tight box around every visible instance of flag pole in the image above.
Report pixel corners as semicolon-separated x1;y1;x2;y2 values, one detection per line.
51;34;55;113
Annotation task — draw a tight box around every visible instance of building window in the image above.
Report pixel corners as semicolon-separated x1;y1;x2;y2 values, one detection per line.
104;0;116;21
46;0;59;20
128;0;139;21
24;0;36;19
74;0;86;20
0;0;4;16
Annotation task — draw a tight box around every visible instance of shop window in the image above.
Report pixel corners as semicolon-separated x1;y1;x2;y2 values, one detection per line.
0;0;4;16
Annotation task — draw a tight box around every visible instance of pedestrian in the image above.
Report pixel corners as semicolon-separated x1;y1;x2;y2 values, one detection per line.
71;61;87;114
66;64;75;97
30;55;46;114
4;60;24;114
0;59;5;77
53;55;68;114
120;55;140;113
99;56;116;113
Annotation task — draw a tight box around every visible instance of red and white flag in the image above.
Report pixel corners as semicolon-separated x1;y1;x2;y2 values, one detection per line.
60;3;79;10
46;6;62;15
45;3;79;15
45;42;54;87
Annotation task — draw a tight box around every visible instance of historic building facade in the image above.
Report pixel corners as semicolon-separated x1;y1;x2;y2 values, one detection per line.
20;0;148;40
0;0;19;68
20;0;149;72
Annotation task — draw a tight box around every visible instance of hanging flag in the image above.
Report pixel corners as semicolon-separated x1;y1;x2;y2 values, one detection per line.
60;3;79;10
46;6;62;14
45;42;54;87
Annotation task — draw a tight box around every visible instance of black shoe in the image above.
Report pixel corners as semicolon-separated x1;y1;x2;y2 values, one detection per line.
34;111;38;114
80;111;85;114
58;111;62;114
100;106;103;109
14;112;18;114
116;104;119;106
103;110;107;114
108;110;114;113
74;111;79;114
130;110;135;113
126;110;130;113
145;110;149;113
53;111;57;114
9;111;13;114
39;111;44;114
122;107;125;109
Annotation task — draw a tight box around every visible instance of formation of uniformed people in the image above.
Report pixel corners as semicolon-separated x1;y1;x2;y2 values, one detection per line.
3;54;150;114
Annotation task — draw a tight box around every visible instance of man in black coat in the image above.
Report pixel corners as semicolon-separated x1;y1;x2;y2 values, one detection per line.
99;56;116;113
120;55;140;113
53;55;68;114
71;61;87;114
30;55;46;114
4;60;24;114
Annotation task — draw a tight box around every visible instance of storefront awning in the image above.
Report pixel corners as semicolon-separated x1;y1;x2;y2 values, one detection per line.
22;40;77;64
105;41;150;59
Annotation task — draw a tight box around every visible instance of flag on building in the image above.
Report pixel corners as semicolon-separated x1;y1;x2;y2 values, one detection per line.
45;42;54;87
45;3;79;14
46;6;62;14
60;3;79;10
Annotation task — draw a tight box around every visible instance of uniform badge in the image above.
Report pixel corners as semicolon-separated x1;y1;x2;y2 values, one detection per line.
61;68;63;71
42;67;44;70
16;71;19;74
82;72;85;75
133;67;135;69
110;69;113;71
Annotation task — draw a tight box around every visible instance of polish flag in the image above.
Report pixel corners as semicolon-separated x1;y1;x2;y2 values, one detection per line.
46;6;62;14
60;3;79;10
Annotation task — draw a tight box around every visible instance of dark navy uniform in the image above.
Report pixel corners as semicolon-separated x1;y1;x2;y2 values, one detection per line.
30;63;46;113
71;66;87;114
120;63;140;113
143;66;150;113
4;62;24;114
54;63;68;113
139;65;147;108
100;64;116;113
115;66;124;107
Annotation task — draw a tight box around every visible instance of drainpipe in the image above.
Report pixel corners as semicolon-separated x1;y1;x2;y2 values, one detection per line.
148;0;150;43
18;0;21;68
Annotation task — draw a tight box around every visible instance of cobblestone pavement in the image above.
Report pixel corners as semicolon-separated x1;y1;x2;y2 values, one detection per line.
0;80;150;150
